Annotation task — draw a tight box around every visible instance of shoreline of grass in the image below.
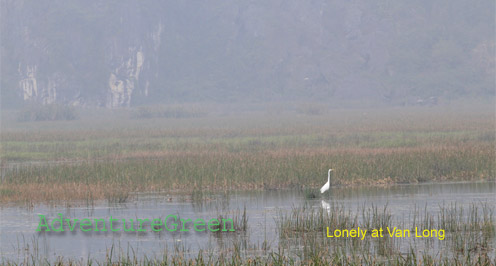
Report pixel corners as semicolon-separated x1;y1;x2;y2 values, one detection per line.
2;246;494;265
1;176;493;205
1;142;493;203
1;106;494;204
2;202;494;265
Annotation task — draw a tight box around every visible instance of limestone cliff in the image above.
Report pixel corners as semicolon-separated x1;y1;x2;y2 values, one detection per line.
1;0;493;107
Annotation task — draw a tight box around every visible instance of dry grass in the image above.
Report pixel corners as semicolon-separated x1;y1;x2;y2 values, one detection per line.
0;182;131;204
0;105;494;203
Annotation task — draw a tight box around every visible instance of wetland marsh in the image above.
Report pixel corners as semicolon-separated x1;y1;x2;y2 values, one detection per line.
0;105;495;265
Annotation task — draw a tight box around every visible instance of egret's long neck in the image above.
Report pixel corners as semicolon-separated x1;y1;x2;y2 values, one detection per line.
328;170;331;182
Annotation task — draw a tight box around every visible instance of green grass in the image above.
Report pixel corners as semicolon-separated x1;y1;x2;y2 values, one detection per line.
276;202;495;263
2;203;494;265
0;105;494;202
16;104;78;122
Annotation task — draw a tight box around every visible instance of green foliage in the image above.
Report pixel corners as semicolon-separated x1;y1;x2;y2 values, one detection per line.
2;107;494;201
133;105;208;119
17;104;79;122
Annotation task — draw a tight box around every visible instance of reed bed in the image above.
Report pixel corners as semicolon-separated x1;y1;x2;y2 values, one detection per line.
1;144;493;203
2;203;494;265
2;249;495;265
0;106;494;203
276;202;495;263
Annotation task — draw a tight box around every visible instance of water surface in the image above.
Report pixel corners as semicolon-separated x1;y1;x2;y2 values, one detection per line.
1;181;494;262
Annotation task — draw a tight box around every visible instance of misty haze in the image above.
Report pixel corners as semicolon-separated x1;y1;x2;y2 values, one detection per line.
1;0;494;107
0;1;495;265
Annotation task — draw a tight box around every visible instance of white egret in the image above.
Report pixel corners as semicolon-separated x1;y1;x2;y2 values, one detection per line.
320;169;333;194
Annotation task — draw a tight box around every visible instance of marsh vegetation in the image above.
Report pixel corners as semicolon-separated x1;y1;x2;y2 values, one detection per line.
1;105;494;204
2;196;494;265
0;104;494;265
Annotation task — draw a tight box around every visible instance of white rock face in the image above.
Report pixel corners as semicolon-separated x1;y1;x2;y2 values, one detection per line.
43;78;57;104
136;51;144;79
105;21;162;108
18;64;57;104
19;64;38;100
106;47;144;108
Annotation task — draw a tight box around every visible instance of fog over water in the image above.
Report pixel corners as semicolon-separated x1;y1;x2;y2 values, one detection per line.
0;1;495;264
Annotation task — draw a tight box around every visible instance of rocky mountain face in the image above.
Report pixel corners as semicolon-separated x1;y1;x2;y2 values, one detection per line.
1;0;493;108
104;21;162;108
3;0;164;108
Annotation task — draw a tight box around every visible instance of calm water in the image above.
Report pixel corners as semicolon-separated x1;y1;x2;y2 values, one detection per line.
1;182;495;262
